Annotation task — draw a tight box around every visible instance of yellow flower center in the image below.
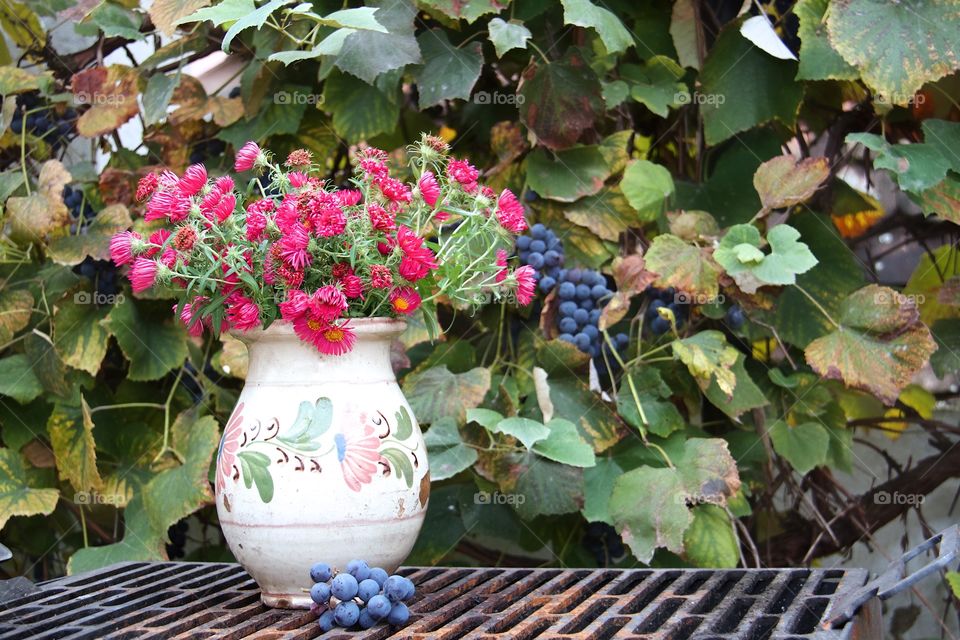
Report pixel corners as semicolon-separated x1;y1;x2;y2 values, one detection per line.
393;298;410;311
324;328;344;342
307;318;324;331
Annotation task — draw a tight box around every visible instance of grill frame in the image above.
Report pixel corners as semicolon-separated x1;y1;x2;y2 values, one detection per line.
0;562;869;639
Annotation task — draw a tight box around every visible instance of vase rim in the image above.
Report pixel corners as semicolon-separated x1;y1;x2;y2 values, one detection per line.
231;317;407;343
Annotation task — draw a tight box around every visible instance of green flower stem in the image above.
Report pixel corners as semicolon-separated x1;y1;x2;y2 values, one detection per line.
153;368;185;464
89;402;165;415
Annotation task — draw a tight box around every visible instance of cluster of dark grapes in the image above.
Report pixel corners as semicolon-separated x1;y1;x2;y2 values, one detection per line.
644;287;690;336
516;223;564;292
75;258;119;301
165;520;188;559
309;560;414;631
8;92;75;151
64;185;96;233
724;304;745;330
582;522;626;566
188;138;227;165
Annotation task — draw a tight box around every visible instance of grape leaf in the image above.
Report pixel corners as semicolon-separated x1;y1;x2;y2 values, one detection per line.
675;438;741;504
47;399;103;493
644;233;720;300
930;319;960;377
563;188;636;241
322;70;399;141
335;0;421;84
89;2;142;39
423;417;477;480
0;67;52;95
488;18;531;58
46;204;132;266
7;159;70;243
52;295;111;376
403;365;491;423
513;456;583;520
582;457;623;524
620;159;675;219
683;504;739;567
491;416;549;449
101;297;188;381
672;330;739;397
532;418;596;467
617;368;685;438
827;0;960;104
67;496;166;573
560;0;633;54
0;289;32;345
622;56;687;117
795;0;857;81
704;355;768;418
73;66;140;137
525;146;609;202
0;448;58;530
420;0;505;23
805;284;938;405
769;419;829;474
753;155;830;211
415;29;483;108
0;355;42;404
221;0;295;51
669;0;699;70
610;466;692;563
518;49;604;150
714;224;818;294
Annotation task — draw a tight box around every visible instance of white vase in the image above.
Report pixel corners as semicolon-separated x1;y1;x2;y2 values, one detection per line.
215;318;429;609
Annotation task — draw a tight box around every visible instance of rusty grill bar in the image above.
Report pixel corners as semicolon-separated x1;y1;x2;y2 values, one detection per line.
0;562;868;639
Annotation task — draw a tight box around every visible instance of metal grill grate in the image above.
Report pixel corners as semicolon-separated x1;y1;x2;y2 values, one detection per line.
0;562;868;639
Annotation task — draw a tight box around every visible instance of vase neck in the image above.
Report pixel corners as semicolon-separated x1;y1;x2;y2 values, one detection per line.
243;329;397;385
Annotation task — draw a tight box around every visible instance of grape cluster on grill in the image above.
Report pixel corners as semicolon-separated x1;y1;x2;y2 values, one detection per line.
516;223;564;293
644;287;689;336
8;92;75;151
582;522;626;566
309;560;414;631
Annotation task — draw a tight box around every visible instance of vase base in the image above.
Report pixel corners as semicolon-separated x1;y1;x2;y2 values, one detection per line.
261;591;313;609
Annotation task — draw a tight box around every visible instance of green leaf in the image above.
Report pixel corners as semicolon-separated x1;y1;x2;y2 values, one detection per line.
610;466;692;563
617;368;685;438
827;0;960;103
142;73;178;126
532;418;596;467
525;146;610;202
321;70;399;141
217;83;309;147
675;437;741;504
88;2;142;39
67;495;165;573
704;355;768;418
420;0;502;23
547;376;625;453
795;0;857;81
403;365;491;423
620;159;675;219
488;18;530;58
562;188;637;242
931;319;960;377
178;0;251;27
0;354;42;403
221;0;294;51
560;0;633;54
672;330;739;397
414;29;483;108
24;333;70;398
237;450;274;502
0;170;24;201
0;288;32;345
0;448;58;530
0;66;52;95
805;284;939;405
518;49;604;150
52;293;111;376
334;0;421;84
645;233;720;300
753;155;830;211
46;204;133;266
101;297;188;381
0;1;44;50
47;399;103;493
465;407;503;430
846;133;953;193
150;0;211;37
622;56;687;117
669;0;699;70
714;224;818;293
683;504;739;568
769;419;829;474
700;20;803;145
318;7;387;32
513;456;583;519
423;417;476;481
277;397;332;451
947;572;960;599
582;457;623;524
904;244;960;325
492;416;549;449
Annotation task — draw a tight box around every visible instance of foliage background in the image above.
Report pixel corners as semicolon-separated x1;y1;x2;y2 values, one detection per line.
1;0;960;633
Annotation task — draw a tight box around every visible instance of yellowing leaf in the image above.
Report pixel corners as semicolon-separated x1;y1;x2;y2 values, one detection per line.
0;448;58;530
0;289;33;344
150;0;211;36
645;233;721;300
73;66;140;137
47;399;103;493
805;285;938;405
6;159;71;242
672;330;739;397
753;155;830;212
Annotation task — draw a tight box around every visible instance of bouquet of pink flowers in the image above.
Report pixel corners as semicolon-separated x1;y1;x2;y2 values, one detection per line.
109;135;535;355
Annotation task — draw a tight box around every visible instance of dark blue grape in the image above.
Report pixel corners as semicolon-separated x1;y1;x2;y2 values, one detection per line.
580;299;595;311
334;601;360;627
646;299;665;319
565;268;582;283
318;610;336;631
558;282;576;300
529;239;546;253
530;223;547;239
559;300;578;317
524;189;538;202
582;325;599;340
588;309;601;325
346;559;371;581
357;578;380;603
574;333;591;350
310;582;331;604
384;575;408;602
539;276;556;292
369;567;388;587
615;333;629;349
650;317;670;335
573;308;589;325
559;317;577;334
575;284;591;300
516;235;531;251
591;285;609;300
10;118;21;134
527;252;544;269
543;250;561;267
726;305;745;329
558;333;575;343
358;608;377;629
387;602;410;626
331;573;359;600
367;594;391;619
229;86;242;98
310;562;331;583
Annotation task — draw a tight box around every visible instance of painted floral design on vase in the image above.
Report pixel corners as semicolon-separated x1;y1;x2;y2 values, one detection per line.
215;318;428;608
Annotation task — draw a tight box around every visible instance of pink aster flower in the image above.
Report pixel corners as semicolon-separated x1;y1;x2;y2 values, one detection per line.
109;231;140;266
145;188;190;223
212;193;237;224
226;294;261;331
159;247;177;269
279;224;311;270
337;189;363;207
309;285;348;322
376;176;412;204
389;286;421;315
178;300;206;337
234;141;261;172
314;205;346;237
447;158;479;191
178;164;207;196
128;257;159;293
136;174;159;201
288;171;309;188
293;316;355;355
369;264;393;289
368;203;395;232
279;289;310;320
334;424;383;491
214;176;235;193
496;189;528;234
216;402;245;495
514;265;536;305
495;249;509;283
245;210;267;242
341;274;364;299
418;171;440;207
